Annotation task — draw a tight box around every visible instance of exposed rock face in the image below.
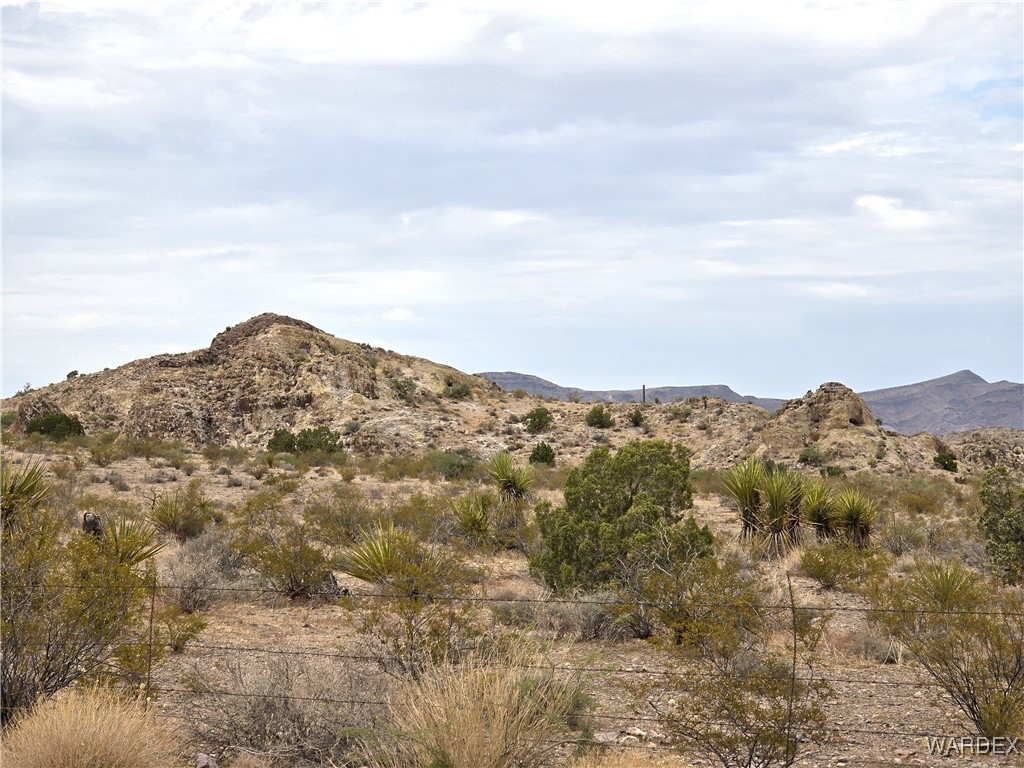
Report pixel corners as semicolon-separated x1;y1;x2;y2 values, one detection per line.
3;314;1021;479
2;313;489;454
753;383;884;467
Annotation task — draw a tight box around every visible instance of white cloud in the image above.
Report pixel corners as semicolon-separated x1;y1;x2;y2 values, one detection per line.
1;1;1020;396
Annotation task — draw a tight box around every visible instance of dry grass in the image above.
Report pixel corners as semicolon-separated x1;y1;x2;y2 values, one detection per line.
569;750;695;767
365;647;589;768
1;687;178;768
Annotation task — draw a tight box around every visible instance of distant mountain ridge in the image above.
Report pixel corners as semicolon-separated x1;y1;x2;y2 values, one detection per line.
477;370;1023;435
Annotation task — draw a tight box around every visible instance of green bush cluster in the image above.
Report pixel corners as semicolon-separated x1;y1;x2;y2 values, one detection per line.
529;442;556;466
933;449;959;473
584;404;614;428
25;412;84;441
979;466;1024;584
531;440;700;594
522;406;553;434
267;426;344;456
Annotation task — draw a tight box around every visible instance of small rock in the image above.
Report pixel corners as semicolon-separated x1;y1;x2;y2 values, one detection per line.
196;754;219;768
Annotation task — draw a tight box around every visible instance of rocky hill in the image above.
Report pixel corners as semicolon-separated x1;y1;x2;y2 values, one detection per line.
4;313;1022;477
479;369;1023;435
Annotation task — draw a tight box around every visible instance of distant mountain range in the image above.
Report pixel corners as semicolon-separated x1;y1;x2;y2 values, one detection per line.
476;370;1023;436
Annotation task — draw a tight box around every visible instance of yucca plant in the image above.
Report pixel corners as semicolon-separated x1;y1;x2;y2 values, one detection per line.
448;490;495;542
721;458;765;541
337;521;410;585
149;483;214;542
106;516;165;567
753;470;804;559
834;488;877;548
801;479;837;540
1;460;50;524
489;452;533;507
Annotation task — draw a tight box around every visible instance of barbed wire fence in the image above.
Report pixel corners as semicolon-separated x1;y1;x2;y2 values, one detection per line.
5;578;1018;766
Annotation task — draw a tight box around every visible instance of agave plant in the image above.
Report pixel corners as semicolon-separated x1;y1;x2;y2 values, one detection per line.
753;470;804;559
834;488;877;548
720;458;765;541
489;452;533;507
801;479;837;540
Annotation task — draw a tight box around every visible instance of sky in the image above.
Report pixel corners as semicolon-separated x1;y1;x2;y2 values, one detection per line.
2;1;1022;399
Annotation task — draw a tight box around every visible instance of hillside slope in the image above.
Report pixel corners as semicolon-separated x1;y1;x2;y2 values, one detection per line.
860;370;1024;434
4;314;1022;477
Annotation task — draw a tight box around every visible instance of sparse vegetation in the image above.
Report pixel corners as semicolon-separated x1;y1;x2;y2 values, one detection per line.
867;558;1024;737
2;336;1018;768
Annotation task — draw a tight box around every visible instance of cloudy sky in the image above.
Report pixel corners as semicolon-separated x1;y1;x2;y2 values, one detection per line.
2;1;1021;399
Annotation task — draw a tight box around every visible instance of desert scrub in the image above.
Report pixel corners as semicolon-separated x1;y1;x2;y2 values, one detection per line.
2;687;177;768
799;540;892;590
866;557;1024;737
522;406;553;433
232;491;336;599
584;404;614;428
186;653;381;766
364;647;590;768
1;462;168;723
528;441;556;466
149;478;216;541
339;523;486;677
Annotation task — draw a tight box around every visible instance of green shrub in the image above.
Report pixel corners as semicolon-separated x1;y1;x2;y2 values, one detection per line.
800;540;892;590
529;442;556;466
867;558;1024;737
391;376;417;400
295;425;343;453
667;403;692;422
523;406;553;433
798;444;826;466
25;412;84;441
425;448;479;480
978;466;1024;584
1;412;16;429
627;408;645;427
531;440;696;593
1;464;166;724
584;404;614;428
267;427;297;453
232;492;335;599
443;378;473;399
933;450;959;473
